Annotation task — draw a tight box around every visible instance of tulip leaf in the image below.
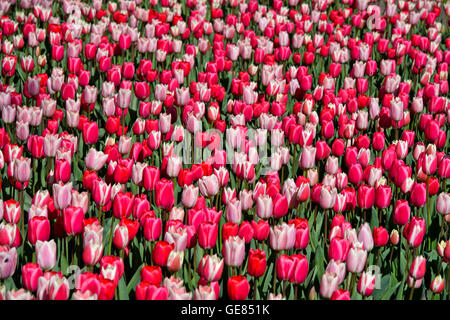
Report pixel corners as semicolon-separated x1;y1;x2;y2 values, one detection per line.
314;246;325;280
381;276;401;300
372;274;391;300
127;263;144;294
262;262;273;294
60;253;69;277
118;277;129;300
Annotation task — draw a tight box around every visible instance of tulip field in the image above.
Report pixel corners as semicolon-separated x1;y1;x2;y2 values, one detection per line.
0;0;449;301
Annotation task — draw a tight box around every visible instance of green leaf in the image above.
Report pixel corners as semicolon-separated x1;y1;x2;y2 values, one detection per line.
127;264;144;294
118;277;130;300
382;277;401;300
372;274;391;300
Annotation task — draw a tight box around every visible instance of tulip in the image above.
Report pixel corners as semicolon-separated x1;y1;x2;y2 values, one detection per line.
430;275;445;294
357;185;375;209
84;148;108;171
52;182;72;210
82;121;99;145
155;179;174;210
197;255;224;282
357;271;377;297
328;237;350;262
141;215;162;242
113;192;134;219
223;236;245;267
164;227;187;252
270;223;296;251
198;222;218;249
436;193;450;215
320;185;337;209
152;241;174;267
224;198;242;224
142;166;160;191
22;263;43;292
325;259;346;284
0;246;17;279
27;217;50;245
92;179;112;208
290;254;309;284
167;251;184;273
393;200;410;225
141;266;163;286
375;185;391;209
373;227;389;247
320;272;339;299
256;195;273;219
409;256;426;280
198;175;219;198
227;275;250;300
4;199;21;224
247;249;267;278
112;225;129;250
35;240;56;271
0;222;22;247
347;242;367;273
405;216;426;248
83;241;103;267
358;223;374;252
48;275;70;300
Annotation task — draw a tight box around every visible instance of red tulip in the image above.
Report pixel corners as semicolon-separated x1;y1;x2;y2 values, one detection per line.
155;178;174;210
373;226;389;247
112;192;135;219
198;222;218;249
28;217;50;245
375;185;392;209
22;263;43;292
152;241;174;267
82;121;99;145
227;275;250;300
405;216;426;248
140;265;162;286
247;249;267;278
328;237;350;262
331;289;351;300
410;183;427;207
290;254;309;284
409;255;426;280
63;206;84;236
357;185;375;209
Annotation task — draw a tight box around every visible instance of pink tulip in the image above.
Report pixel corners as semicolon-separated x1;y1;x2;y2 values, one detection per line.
35;240;56;271
223;236;245;267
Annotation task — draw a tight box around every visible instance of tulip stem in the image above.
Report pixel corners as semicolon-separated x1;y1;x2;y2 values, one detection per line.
426;176;431;250
109;216;115;256
324;209;328;245
388;245;394;263
122;114;125;136
192;244;197;285
273;251;279;294
32;159;36;195
253;277;258;300
446;265;450;300
350;272;357;296
376;247;381;267
292;144;297;178
148;241;153;265
409;280;416;300
19;189;24;238
66;237;69;266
